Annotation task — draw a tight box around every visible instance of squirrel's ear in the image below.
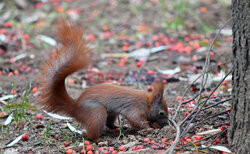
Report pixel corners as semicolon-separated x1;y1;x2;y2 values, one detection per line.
152;92;162;104
152;82;164;95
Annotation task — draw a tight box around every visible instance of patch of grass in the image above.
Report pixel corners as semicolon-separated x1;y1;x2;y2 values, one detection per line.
12;82;32;125
117;116;125;139
160;0;213;33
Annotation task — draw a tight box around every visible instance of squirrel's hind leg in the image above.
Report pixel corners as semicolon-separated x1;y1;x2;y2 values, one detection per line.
85;106;107;141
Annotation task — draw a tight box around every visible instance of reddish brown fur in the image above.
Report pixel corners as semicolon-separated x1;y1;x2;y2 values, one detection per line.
38;19;168;141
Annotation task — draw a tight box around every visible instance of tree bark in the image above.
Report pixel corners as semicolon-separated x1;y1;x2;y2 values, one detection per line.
228;0;250;153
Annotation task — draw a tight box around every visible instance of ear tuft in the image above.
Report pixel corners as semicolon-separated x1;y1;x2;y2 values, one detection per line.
152;82;164;94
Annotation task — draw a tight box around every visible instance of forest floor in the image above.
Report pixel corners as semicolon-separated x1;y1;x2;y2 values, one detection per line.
0;0;233;153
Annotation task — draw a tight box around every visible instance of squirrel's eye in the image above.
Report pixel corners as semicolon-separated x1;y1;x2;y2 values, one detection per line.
159;111;165;116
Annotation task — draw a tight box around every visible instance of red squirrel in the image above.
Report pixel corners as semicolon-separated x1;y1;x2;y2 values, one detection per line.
38;19;169;141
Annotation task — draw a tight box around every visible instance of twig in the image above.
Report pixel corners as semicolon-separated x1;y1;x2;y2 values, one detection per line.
180;69;232;137
163;18;232;154
163;119;180;154
200;98;231;112
173;74;203;120
209;128;227;146
190;110;229;130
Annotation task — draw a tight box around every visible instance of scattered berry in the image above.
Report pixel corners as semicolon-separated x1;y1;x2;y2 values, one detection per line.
64;141;70;146
184;112;190;117
68;79;75;84
144;138;150;143
22;134;28;141
87;151;93;154
119;146;126;151
66;149;73;154
161;138;167;143
194;142;201;146
9;58;15;63
147;86;153;92
151;145;158;149
32;87;38;93
54;134;62;139
215;138;221;144
36;114;43;120
84;140;90;145
196;135;203;140
148;70;154;76
86;145;93;151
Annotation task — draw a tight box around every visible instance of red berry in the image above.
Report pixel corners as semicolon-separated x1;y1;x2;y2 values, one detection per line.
194;142;201;146
131;146;137;151
99;147;105;151
190;86;196;91
184;112;190;117
80;150;86;154
196;135;203;140
64;141;70;146
137;145;144;149
186;138;191;142
225;121;230;126
215;138;221;143
210;52;214;57
66;149;73;154
86;145;93;151
36;114;43;120
108;147;114;152
136;61;142;67
150;140;156;144
4;22;12;28
147;86;153;92
84;140;90;145
54;134;61;139
148;70;154;75
144;138;150;143
151;145;158;149
9;58;15;63
119;146;126;151
87;151;93;154
22;134;28;141
161;138;167;143
182;141;188;145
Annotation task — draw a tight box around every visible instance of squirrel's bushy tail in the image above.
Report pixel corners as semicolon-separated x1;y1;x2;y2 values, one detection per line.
38;19;91;115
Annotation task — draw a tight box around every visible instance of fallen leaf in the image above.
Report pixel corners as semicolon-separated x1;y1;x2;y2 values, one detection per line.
209;145;232;153
67;122;83;134
37;35;56;46
4;113;13;125
197;129;221;135
43;110;72;120
6;134;22;147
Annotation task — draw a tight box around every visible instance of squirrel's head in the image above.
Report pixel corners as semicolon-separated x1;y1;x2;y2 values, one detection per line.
148;82;169;128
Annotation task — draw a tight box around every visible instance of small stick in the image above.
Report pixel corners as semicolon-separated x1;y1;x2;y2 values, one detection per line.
173;74;203;120
180;69;232;137
190;110;228;129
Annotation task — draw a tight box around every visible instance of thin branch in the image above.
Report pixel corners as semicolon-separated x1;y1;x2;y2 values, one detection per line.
200;98;231;112
209;128;227;146
163;18;232;154
190;110;228;130
163;119;180;154
173;74;203;120
180;69;232;137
